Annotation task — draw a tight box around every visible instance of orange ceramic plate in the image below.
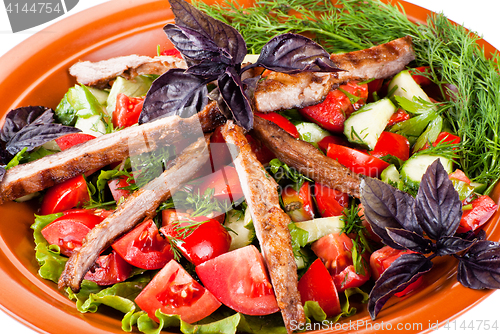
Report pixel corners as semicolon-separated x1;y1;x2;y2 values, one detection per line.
0;1;499;333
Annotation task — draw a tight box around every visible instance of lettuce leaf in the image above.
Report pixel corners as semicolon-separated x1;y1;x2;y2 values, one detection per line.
31;213;67;282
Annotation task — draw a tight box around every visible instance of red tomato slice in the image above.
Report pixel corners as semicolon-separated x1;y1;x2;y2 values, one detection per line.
255;112;300;139
40;175;90;215
449;169;471;184
112;220;174;270
338;81;368;111
317;135;349;153
161;219;231;265
314;183;349;217
311;233;371;292
41;212;103;256
282;181;315;222
387;108;410;127
433;131;460;147
135;259;221;323
197;166;244;203
370;131;410;161
196;245;279;316
108;175;135;203
370;246;423;297
457;195;498;233
367;79;384;102
298;259;341;318
208;125;233;171
246;134;276;165
55;133;96;150
357;204;381;243
113;93;144;128
160;48;183;58
299;89;353;133
326;143;390;177
409;66;433;86
84;250;132;286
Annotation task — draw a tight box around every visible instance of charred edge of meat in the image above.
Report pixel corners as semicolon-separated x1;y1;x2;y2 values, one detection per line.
221;121;306;333
252;116;361;198
58;135;210;292
0;104;224;205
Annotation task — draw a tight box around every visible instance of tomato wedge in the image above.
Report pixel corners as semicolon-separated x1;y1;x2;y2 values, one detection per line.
55;133;96;150
370;246;423;297
327;143;390;177
255;112;300;138
298;259;341;317
281;181;315;222
108;175;135;203
113;93;144;128
387;108;410;127
41;212;104;256
160;48;182;58
197;166;244;203
40;175;90;215
338;81;368;110
135;260;221;323
314;183;349;217
370;131;410;161
196;245;279;316
311;233;371;292
161;218;231;265
457;195;498;233
299;89;353;133
317;135;349;153
409;66;433;86
112;220;174;270
84;250;132;286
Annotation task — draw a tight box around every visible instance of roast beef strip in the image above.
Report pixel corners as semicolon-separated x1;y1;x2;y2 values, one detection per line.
253;36;416;112
252;115;361;198
221;121;305;334
58;135;210;292
0;102;224;204
69;55;187;88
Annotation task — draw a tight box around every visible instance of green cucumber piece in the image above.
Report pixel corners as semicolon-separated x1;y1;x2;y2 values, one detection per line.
295;122;331;144
344;98;396;150
106;76;155;116
401;154;453;188
294;216;344;244
74;115;107;137
388;70;433;105
224;209;255;251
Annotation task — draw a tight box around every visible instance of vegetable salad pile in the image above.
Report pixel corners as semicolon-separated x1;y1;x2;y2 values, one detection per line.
1;0;500;333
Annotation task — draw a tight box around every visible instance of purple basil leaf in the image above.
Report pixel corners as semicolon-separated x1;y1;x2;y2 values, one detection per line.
436;236;474;256
140;69;208;124
0;166;5;182
368;253;433;320
164;24;232;68
1;107;80;155
457;229;487;241
186;60;229;78
457;240;500;289
168;0;246;65
218;67;253;131
247;33;342;74
415;159;462;240
1;106;51;142
360;177;423;249
386;228;434;253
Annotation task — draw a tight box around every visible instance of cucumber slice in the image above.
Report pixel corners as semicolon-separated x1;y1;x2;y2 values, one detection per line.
401;154;453;188
294;216;344;244
388;70;433;104
106;76;155;116
74;115;107;137
344;98;396;150
86;87;109;106
295;122;331;144
381;164;400;184
224;209;255;251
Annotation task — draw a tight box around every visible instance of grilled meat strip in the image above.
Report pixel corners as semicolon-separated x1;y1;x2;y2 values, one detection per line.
0;102;224;204
252;116;361;198
59;135;210;292
69;55;187;88
221;121;305;334
254;36;415;112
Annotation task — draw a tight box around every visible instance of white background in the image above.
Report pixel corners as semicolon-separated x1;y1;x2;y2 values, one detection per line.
0;0;499;333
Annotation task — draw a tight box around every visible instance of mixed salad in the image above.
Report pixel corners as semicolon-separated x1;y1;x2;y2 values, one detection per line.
1;0;500;333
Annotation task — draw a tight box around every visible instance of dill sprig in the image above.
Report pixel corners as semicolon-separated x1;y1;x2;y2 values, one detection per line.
195;0;500;188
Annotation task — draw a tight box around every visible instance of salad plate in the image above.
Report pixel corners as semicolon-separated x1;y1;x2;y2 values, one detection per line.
0;0;499;333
